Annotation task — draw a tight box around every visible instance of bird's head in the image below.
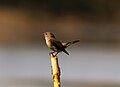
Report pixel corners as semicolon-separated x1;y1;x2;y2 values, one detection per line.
43;32;56;39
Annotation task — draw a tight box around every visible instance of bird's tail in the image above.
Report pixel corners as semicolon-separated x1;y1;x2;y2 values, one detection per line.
63;40;80;48
63;49;69;55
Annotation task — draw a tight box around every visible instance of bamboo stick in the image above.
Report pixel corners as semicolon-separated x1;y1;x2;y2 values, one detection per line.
50;54;61;87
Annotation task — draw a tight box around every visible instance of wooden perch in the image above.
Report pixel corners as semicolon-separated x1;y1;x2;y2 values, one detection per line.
50;54;61;87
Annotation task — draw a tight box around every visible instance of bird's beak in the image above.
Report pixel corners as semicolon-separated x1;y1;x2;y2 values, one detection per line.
43;33;45;36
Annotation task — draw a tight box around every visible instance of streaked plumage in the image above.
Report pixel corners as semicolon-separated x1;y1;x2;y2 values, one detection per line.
43;32;79;56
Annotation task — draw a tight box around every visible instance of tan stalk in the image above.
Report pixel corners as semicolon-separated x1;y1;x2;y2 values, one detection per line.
50;54;61;87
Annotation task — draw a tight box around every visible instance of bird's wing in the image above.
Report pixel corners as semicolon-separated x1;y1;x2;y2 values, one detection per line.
63;40;80;48
50;39;65;50
50;39;69;55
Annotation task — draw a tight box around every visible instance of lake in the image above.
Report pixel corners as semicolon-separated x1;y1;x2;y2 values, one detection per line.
0;44;120;86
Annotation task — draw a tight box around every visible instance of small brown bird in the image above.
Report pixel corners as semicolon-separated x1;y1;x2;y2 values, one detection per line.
43;32;80;56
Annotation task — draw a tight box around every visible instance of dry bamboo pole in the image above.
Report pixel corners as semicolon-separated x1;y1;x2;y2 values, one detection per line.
50;54;61;87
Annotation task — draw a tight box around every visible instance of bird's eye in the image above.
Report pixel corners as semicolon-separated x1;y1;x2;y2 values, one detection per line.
45;33;47;35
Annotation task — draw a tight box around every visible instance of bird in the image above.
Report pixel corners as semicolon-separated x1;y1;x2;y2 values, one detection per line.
43;32;80;56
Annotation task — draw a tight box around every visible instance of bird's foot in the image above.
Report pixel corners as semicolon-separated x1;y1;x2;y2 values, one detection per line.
54;52;58;57
49;52;58;57
49;52;55;57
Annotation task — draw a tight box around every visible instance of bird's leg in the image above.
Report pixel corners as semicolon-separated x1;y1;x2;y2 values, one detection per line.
54;52;59;57
49;51;59;57
49;51;55;56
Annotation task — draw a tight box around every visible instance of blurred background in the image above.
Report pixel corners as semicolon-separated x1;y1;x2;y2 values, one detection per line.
0;0;120;87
